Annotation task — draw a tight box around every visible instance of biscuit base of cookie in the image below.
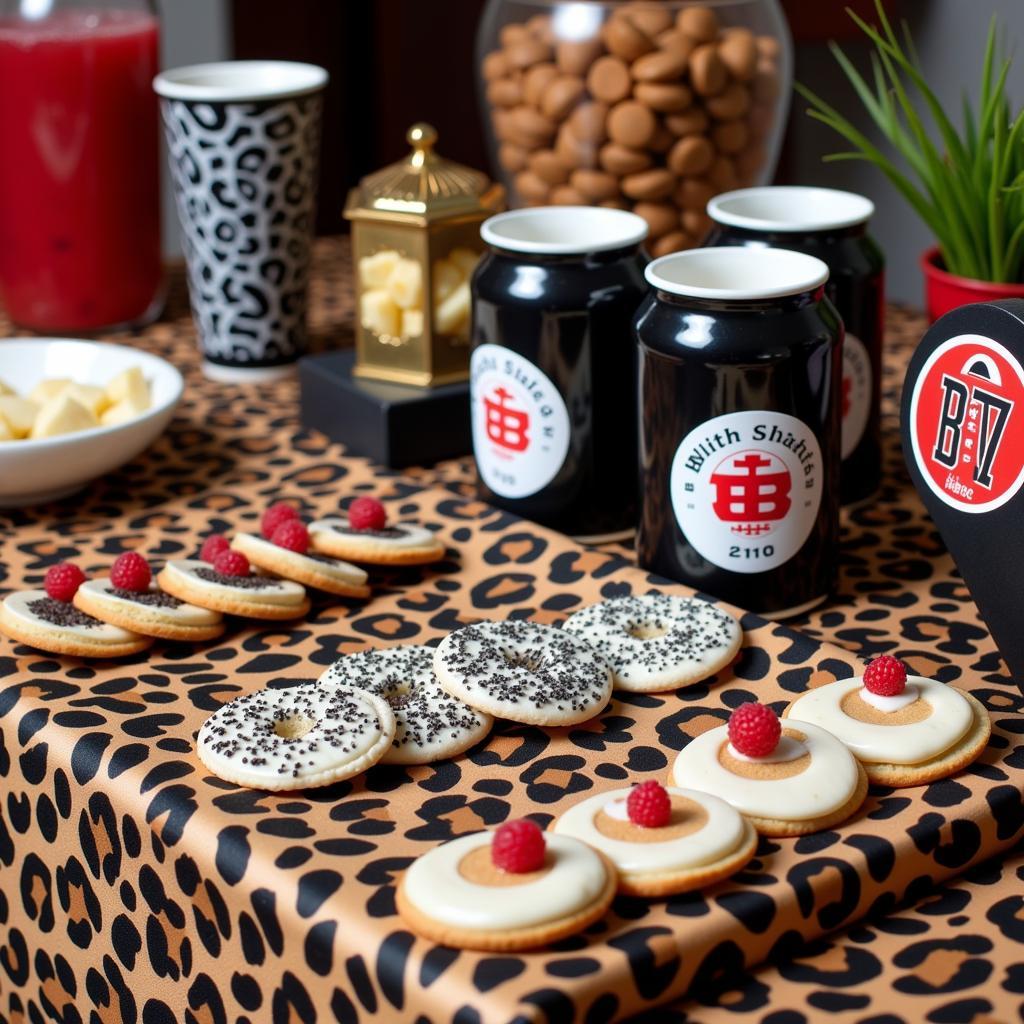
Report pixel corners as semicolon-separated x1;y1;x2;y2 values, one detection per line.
156;568;311;620
310;533;446;567
72;589;225;642
616;819;759;897
741;760;870;837
858;691;991;788
231;534;371;599
0;607;153;659
395;850;617;951
618;635;743;694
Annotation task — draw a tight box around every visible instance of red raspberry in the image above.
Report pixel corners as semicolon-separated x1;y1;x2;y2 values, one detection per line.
626;780;672;828
213;549;250;577
110;552;151;593
491;819;546;874
863;655;907;696
348;496;387;532
44;562;86;603
271;519;310;553
200;533;230;564
728;701;781;758
261;502;299;540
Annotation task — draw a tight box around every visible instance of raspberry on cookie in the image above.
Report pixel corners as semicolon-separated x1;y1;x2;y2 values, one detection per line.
157;558;310;620
554;781;758;896
670;701;868;836
396;821;617;951
308;506;446;566
784;656;992;787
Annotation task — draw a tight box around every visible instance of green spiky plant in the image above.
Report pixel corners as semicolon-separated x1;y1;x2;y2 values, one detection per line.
796;0;1024;283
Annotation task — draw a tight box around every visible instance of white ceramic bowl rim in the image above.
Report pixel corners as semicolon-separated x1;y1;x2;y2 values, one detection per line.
481;206;649;255
707;186;875;233
154;60;329;102
0;338;183;451
645;246;830;301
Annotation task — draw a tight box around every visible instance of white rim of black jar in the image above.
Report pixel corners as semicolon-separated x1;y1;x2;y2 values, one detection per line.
154;61;329;102
645;246;830;301
707;186;875;234
481;206;649;256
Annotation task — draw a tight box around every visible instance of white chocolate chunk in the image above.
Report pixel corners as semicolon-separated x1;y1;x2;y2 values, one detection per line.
0;396;39;437
64;383;110;417
435;281;470;335
359;249;400;289
386;257;424;310
401;309;424;339
448;247;479;279
0;378;15;397
105;366;150;408
31;393;97;438
432;258;463;305
30;378;72;403
361;288;401;337
0;413;13;441
100;396;148;426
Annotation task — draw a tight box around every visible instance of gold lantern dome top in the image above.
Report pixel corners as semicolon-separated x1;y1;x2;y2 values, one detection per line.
345;123;504;226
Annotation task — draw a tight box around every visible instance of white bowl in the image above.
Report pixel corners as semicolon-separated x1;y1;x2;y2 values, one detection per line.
0;338;183;507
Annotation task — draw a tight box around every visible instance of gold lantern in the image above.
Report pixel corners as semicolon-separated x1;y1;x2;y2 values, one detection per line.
344;123;505;387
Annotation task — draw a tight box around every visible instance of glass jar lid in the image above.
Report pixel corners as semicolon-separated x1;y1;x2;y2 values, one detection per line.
344;123;503;225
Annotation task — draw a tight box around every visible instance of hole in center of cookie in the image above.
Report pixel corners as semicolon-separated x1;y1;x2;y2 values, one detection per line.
384;682;413;709
273;714;316;740
501;648;544;672
627;622;668;641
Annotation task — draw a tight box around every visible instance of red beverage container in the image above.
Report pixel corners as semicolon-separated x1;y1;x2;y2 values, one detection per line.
0;3;162;331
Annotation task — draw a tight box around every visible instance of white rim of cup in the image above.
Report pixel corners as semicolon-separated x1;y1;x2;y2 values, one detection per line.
707;186;875;233
154;60;329;102
645;246;830;301
481;206;649;255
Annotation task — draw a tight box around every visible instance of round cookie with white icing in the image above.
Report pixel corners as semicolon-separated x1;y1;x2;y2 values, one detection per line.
670;702;868;836
73;579;225;642
396;823;617;951
554;782;757;896
317;645;492;764
157;559;310;620
433;619;613;726
309;516;446;566
231;532;371;599
562;593;742;692
784;656;991;787
197;682;396;790
0;590;153;658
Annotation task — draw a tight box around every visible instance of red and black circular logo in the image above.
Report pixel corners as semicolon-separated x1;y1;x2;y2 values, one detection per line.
909;335;1024;513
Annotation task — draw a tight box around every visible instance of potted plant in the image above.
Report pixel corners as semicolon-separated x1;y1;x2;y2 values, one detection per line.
797;1;1024;320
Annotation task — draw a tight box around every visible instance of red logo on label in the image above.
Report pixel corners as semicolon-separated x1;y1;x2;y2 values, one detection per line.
710;451;792;535
484;386;529;452
912;339;1024;511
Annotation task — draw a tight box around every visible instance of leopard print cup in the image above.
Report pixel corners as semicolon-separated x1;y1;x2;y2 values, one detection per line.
155;61;327;380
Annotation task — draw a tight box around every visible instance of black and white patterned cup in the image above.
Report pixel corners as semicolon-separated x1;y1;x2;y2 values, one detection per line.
154;61;328;381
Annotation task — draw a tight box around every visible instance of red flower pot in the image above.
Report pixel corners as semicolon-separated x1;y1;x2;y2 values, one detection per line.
922;246;1024;321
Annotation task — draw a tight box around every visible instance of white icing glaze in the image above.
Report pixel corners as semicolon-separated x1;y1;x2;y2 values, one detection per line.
3;590;139;642
197;682;395;786
562;593;741;691
554;787;748;874
163;559;306;606
604;797;630;822
671;721;860;821
432;619;613;724
786;676;975;765
79;579;221;626
727;735;807;763
234;533;368;585
860;685;918;713
402;831;608;930
309;516;438;551
317;645;492;764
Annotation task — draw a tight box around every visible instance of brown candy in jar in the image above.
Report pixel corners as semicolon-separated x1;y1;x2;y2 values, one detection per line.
633;201;678;239
541;75;586;121
600;143;652;175
620;3;674;38
689;43;727;97
556;36;604;76
550;184;587;205
602;12;655;62
514;169;550;205
607;100;658;149
718;27;758;81
570;168;621;202
621;168;675;201
634;82;693;113
555;123;599;170
587;55;632;104
676;5;719;44
498;142;528;173
667;134;714;176
529;149;572;185
650;230;691;257
522;62;558;106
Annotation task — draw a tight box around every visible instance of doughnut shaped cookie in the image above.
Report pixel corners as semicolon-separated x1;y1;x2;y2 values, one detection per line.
318;645;492;764
231;532;371;599
309;516;446;566
397;830;617;950
433;619;613;725
197;683;396;790
562;593;741;692
73;579;225;642
0;590;153;658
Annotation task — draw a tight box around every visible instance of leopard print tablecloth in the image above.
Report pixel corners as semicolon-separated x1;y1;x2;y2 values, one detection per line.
1;241;1022;1024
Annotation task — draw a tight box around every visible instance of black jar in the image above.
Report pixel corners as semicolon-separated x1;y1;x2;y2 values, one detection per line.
471;207;648;540
706;187;884;504
635;247;843;618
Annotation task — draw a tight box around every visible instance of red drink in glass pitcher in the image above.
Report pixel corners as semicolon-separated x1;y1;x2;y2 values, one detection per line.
0;4;162;331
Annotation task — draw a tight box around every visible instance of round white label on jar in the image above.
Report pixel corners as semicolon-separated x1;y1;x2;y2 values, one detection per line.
841;332;872;460
670;410;824;574
470;344;571;499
